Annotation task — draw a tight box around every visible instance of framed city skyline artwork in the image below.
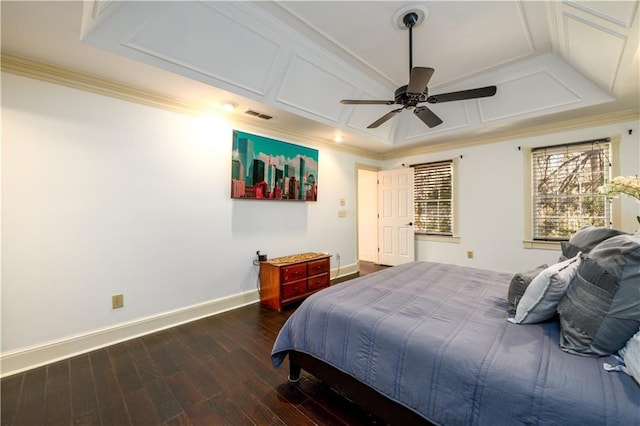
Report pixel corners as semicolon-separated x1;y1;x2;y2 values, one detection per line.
231;130;318;201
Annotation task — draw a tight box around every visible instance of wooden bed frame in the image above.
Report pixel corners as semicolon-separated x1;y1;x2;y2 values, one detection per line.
288;350;434;425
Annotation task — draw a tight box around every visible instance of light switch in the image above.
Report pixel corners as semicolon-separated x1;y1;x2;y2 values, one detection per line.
340;198;346;206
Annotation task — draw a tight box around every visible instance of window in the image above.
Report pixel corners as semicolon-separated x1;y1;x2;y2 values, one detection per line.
531;139;611;241
413;160;454;235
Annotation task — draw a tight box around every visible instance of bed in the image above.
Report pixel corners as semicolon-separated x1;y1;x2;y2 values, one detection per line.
271;261;639;425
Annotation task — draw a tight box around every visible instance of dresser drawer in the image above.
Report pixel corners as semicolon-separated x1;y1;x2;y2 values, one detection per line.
308;273;329;291
282;279;307;300
308;259;329;276
281;264;307;283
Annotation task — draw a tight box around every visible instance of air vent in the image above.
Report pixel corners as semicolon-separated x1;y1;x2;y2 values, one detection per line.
245;109;273;120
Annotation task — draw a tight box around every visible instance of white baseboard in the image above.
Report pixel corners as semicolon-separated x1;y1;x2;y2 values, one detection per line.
1;289;260;378
1;264;359;378
332;262;358;280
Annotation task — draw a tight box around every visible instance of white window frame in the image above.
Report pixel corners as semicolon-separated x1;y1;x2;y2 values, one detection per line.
523;136;620;249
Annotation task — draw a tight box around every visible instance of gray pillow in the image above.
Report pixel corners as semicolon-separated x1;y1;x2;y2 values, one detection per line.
557;234;640;356
507;265;547;314
510;254;581;324
559;224;628;261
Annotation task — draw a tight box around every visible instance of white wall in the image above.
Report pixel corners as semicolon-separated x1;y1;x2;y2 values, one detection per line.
1;73;373;364
385;121;640;272
2;71;638;374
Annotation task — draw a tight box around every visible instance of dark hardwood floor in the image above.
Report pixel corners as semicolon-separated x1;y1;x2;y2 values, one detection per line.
1;262;391;426
357;261;389;276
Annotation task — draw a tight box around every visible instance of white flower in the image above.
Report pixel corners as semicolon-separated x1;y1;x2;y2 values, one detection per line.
599;175;640;202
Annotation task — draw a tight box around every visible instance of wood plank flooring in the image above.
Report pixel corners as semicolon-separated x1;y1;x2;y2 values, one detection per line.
1;262;390;426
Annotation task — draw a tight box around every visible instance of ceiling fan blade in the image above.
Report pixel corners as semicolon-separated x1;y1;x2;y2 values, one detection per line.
340;99;395;105
427;86;497;103
407;67;435;95
414;106;443;128
367;108;403;128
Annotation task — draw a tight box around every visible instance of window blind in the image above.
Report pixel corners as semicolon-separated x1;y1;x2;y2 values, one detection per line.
413;160;453;235
531;139;611;240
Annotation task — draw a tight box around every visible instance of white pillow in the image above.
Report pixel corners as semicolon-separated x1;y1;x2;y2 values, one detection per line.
509;253;581;324
618;328;640;385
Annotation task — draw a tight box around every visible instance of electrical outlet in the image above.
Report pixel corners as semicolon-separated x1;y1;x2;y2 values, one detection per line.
467;251;474;259
112;294;124;309
336;253;340;261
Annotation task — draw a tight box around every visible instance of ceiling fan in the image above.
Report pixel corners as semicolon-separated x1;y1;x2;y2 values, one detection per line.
340;12;497;129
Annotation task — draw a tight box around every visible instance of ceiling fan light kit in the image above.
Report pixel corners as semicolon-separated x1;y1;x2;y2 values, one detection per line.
341;8;497;129
221;101;237;112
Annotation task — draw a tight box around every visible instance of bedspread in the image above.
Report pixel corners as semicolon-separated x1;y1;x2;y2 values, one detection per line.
271;261;639;425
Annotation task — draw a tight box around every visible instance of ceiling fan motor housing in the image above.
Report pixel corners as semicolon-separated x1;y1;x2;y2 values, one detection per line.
395;85;426;108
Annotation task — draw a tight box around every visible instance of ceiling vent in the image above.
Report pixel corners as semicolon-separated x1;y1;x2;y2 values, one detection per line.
245;109;273;120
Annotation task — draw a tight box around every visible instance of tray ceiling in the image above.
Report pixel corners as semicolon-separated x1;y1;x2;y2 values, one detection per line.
2;1;638;155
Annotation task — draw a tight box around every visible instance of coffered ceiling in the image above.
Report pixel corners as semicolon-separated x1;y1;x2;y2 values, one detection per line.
2;1;639;156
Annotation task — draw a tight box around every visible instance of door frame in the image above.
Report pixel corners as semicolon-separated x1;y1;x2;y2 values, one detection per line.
356;163;381;268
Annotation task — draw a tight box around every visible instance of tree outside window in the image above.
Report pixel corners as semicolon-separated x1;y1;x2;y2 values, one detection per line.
532;140;611;240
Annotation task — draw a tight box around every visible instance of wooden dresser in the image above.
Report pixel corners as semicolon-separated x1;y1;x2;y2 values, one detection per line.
259;252;331;311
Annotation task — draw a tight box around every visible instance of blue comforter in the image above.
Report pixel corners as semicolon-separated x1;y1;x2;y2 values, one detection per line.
272;261;639;425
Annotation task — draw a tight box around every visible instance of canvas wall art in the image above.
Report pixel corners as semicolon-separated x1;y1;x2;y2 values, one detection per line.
231;130;318;201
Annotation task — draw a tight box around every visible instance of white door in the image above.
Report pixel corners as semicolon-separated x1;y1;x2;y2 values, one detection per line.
378;168;415;266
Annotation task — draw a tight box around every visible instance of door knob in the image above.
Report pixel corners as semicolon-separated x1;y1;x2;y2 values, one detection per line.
406;222;413;226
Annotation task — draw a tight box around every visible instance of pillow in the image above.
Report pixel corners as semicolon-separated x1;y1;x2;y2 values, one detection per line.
509;254;581;324
618;328;640;385
506;265;548;314
559;224;628;261
557;233;640;356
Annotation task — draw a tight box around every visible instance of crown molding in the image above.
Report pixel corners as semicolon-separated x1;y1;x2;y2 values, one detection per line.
0;53;383;161
383;108;640;160
3;53;633;163
1;53;201;114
